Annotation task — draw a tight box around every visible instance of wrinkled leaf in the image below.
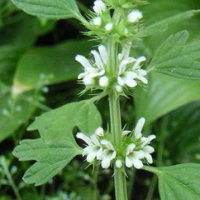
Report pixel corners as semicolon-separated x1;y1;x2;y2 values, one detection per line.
139;10;200;38
148;31;200;79
145;164;200;200
12;0;82;20
13;101;102;185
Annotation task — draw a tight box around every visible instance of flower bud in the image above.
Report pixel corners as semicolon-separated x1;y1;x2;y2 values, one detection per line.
93;17;102;26
105;23;113;32
99;76;109;87
128;10;143;23
115;159;123;168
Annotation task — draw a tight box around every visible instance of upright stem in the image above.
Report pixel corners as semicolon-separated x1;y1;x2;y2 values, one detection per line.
107;40;128;200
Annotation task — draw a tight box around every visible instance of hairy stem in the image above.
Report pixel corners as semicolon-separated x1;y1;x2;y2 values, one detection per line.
108;40;128;200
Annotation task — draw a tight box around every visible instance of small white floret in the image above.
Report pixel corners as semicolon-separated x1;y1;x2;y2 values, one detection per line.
105;23;113;32
99;76;109;87
93;0;107;15
115;160;123;168
93;17;102;26
128;10;143;23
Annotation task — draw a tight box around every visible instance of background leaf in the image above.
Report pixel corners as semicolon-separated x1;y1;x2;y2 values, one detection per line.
12;0;82;20
13;40;94;90
134;73;200;124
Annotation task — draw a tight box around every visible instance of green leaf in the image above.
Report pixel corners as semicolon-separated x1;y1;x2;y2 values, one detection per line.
13;101;102;185
12;0;82;20
139;10;200;37
13;40;94;90
0;93;36;142
148;31;200;79
145;164;200;200
135;73;200;125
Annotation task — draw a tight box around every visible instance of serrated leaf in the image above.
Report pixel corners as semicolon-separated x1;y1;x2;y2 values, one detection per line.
135;73;200;125
13;101;102;185
13;40;94;90
139;10;200;37
12;0;82;20
145;164;200;200
148;31;200;79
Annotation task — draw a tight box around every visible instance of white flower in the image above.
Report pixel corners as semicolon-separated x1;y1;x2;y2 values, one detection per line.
116;43;148;91
95;127;104;136
76;132;103;162
124;117;156;169
93;17;102;26
128;10;143;23
125;143;144;169
105;23;113;32
100;140;116;168
76;45;108;87
93;0;107;15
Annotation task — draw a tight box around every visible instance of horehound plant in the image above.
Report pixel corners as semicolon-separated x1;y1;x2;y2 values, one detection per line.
12;0;200;199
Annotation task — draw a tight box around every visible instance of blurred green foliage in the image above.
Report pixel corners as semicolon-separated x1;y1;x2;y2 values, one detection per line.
0;0;200;199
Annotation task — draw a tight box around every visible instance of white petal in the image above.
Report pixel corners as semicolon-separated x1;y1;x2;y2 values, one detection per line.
133;159;143;169
101;140;114;150
95;127;104;136
98;45;108;64
101;158;111;169
122;130;131;136
76;133;92;145
99;76;109;87
93;0;107;15
119;57;135;74
78;72;87;79
83;146;94;155
83;76;94;86
91;135;100;146
145;153;153;164
132;56;146;70
126;143;136;155
91;50;104;69
136;75;148;84
128;10;143;23
75;55;93;70
118;76;126;86
143;145;154;154
135;117;145;139
121;42;132;59
125;156;133;168
125;78;137;88
134;151;145;159
86;152;96;163
96;148;104;160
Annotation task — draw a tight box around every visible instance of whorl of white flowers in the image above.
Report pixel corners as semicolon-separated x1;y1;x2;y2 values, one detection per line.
75;45;109;88
116;43;148;92
123;118;156;169
76;127;116;169
77;118;155;170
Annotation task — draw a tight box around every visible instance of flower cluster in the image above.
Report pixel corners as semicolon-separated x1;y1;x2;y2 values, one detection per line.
76;118;155;170
76;43;147;92
86;0;144;42
122;118;156;169
76;127;116;169
116;42;147;92
76;45;109;89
